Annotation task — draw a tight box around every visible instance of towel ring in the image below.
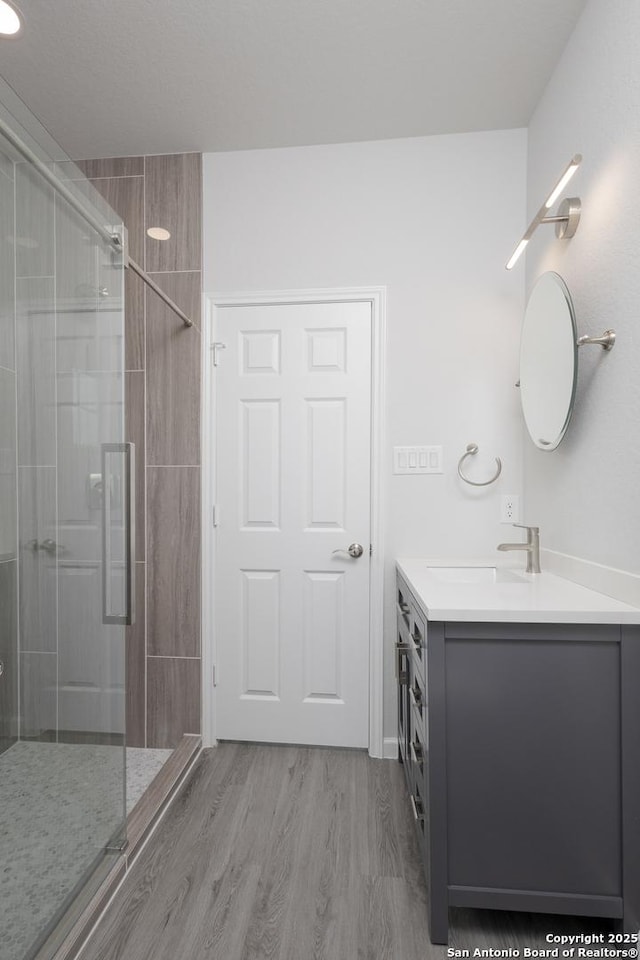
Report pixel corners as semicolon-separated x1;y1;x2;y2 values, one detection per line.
457;443;502;487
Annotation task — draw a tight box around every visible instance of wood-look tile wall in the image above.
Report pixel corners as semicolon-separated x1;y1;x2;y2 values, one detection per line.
77;154;202;749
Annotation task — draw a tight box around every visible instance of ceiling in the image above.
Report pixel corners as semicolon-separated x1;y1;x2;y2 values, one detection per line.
0;0;587;159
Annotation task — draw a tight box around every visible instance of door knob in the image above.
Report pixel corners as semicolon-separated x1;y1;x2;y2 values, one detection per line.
332;542;364;558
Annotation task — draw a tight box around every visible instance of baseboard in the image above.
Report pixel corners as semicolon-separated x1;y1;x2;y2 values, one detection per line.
541;548;640;608
383;737;398;760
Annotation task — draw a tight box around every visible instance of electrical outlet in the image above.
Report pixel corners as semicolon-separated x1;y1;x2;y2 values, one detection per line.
500;494;520;524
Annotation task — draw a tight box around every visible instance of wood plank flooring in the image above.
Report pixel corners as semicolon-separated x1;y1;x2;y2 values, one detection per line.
80;744;613;960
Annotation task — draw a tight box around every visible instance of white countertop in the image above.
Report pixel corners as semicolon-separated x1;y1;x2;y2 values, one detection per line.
397;558;640;624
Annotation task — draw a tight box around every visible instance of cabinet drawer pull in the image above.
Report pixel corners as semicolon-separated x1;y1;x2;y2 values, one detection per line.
395;641;410;683
409;686;423;709
410;794;425;823
410;740;424;765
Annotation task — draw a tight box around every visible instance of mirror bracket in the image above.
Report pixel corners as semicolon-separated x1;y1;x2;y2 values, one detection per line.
576;329;616;351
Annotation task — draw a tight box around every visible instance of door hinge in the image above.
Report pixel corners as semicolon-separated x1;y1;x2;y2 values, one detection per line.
211;341;226;366
212;665;217;687
212;504;219;527
369;543;373;557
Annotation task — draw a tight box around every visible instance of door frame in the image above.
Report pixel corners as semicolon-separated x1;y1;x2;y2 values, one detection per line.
201;287;387;758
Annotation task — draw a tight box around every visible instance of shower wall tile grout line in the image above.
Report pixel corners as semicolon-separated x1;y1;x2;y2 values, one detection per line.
78;175;145;181
147;655;202;661
14;274;55;280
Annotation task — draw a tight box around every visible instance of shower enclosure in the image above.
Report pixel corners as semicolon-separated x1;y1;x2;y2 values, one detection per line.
0;83;131;959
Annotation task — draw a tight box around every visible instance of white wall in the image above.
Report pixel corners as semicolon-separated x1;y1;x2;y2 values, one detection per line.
525;0;640;577
203;130;527;737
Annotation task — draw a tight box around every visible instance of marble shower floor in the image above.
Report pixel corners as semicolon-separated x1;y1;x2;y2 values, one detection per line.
0;741;172;960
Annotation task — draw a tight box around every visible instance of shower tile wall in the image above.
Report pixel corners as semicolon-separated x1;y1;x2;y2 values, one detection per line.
76;154;202;748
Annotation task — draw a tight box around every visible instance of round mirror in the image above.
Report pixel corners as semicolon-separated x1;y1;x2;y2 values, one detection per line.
520;272;578;451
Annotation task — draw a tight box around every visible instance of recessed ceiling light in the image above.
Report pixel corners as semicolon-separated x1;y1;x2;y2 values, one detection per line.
146;226;171;241
0;0;22;37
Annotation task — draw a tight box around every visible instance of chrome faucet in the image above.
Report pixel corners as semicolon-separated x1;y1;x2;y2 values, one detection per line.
496;523;541;574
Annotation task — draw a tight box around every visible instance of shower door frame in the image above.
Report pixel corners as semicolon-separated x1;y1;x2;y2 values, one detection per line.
0;102;131;960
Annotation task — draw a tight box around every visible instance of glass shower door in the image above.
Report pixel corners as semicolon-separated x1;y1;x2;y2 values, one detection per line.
0;87;130;960
54;185;129;858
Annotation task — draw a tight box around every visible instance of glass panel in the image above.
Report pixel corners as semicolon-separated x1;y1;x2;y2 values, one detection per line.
0;89;127;960
0;140;18;763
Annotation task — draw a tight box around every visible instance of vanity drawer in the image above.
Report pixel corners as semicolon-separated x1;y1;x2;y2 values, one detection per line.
409;662;427;742
398;573;428;684
396;607;411;645
397;579;412;627
410;605;427;684
410;722;427;784
396;627;411;769
410;766;427;845
395;620;411;685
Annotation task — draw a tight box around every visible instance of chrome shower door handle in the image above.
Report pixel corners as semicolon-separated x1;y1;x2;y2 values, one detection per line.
101;442;136;626
332;542;364;559
124;442;136;625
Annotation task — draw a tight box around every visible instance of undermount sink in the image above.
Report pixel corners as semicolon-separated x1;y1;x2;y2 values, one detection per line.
425;566;526;585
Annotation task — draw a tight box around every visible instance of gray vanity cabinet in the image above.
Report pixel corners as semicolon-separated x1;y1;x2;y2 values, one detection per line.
395;575;434;919
395;570;640;945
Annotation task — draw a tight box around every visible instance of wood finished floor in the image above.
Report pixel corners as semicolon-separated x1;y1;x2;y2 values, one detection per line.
80;744;613;960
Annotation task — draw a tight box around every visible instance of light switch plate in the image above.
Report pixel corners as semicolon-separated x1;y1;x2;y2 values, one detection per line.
393;445;443;475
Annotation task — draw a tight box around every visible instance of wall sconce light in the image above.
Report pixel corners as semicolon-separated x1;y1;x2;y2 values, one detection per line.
506;154;582;270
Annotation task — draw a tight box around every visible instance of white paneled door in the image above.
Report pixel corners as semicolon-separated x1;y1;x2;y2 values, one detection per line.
215;301;372;747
